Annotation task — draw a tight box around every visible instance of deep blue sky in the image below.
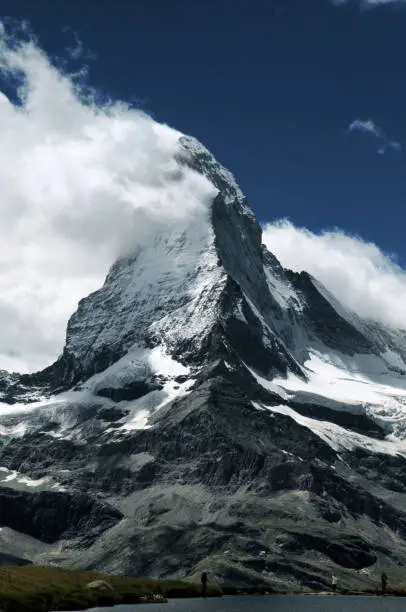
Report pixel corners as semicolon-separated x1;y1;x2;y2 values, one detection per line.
2;0;406;262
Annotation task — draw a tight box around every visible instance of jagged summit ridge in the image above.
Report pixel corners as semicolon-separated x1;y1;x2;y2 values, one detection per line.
178;135;247;205
12;135;303;393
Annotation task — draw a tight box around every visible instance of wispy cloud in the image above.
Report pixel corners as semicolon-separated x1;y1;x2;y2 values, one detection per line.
331;0;406;6
347;119;401;155
0;21;215;373
263;220;406;331
348;119;380;138
62;26;97;63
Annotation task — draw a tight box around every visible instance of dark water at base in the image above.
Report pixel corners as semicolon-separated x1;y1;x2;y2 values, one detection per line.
81;595;406;612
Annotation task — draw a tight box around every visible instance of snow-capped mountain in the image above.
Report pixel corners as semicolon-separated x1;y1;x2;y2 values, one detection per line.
2;135;406;589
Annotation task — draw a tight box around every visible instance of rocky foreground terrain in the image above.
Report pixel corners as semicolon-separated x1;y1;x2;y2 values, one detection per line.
2;135;406;591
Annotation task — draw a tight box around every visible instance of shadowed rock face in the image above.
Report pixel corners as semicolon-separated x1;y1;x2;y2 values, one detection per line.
0;487;123;544
2;135;406;590
285;271;375;355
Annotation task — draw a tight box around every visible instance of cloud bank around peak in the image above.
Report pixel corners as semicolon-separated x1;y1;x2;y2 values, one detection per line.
263;220;406;331
0;22;215;373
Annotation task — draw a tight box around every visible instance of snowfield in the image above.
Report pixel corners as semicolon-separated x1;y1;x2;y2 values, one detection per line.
251;347;406;449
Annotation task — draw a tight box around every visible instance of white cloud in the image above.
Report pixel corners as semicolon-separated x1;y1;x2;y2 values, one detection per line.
263;220;406;331
348;119;381;138
331;0;406;6
366;0;406;4
347;119;401;154
0;22;215;373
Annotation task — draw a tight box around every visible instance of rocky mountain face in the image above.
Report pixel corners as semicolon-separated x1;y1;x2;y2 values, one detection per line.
2;135;406;590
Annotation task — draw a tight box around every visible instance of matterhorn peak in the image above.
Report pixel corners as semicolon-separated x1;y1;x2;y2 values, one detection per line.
2;134;406;590
17;134;301;394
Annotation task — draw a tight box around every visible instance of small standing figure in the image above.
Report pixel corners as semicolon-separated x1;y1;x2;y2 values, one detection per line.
331;573;337;594
381;571;388;595
201;571;208;597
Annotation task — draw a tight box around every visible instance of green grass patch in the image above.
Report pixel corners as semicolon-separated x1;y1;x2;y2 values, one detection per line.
0;564;222;611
